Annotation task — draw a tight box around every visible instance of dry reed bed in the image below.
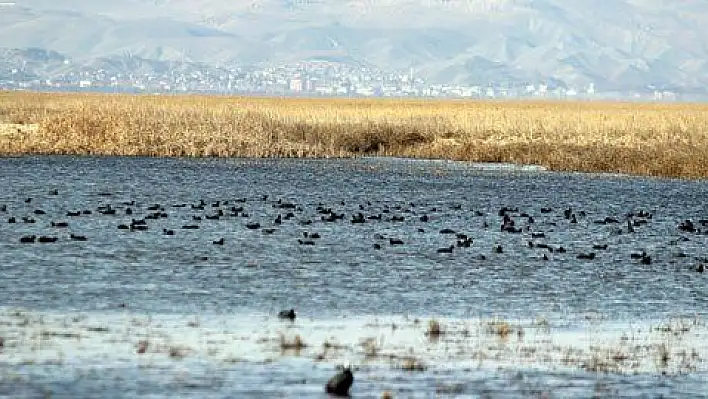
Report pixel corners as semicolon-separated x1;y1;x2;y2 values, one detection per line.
2;91;708;178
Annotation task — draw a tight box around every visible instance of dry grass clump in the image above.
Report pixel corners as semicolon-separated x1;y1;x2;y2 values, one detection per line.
279;333;307;351
3;91;708;177
425;319;443;338
399;357;427;371
486;320;513;338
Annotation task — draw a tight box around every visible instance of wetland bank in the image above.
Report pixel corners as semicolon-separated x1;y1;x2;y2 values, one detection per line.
2;91;708;178
1;93;707;396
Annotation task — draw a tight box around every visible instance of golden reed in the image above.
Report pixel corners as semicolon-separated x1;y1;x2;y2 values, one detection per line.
2;91;708;178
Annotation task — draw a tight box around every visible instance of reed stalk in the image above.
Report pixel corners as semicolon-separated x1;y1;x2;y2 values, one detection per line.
2;91;707;178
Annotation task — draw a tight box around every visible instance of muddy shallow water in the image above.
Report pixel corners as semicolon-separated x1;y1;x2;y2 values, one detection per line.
0;156;706;398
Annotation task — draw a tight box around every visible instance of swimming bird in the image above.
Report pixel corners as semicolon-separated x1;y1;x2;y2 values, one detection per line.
278;309;296;321
70;234;87;241
437;245;454;254
20;235;36;243
325;367;354;396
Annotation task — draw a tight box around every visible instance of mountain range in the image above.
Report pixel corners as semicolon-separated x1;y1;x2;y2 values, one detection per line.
1;0;707;92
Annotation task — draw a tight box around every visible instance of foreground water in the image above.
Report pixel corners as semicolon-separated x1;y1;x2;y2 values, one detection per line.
0;156;706;398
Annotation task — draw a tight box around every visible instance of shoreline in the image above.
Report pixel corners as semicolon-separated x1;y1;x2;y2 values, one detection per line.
2;91;708;179
1;307;704;377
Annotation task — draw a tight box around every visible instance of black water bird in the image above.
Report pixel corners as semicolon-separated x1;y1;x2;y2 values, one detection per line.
351;213;365;224
325;367;354;396
457;238;472;247
437;245;454;254
70;234;87;241
564;208;572;219
98;207;116;215
20;235;36;243
678;220;696;233
38;236;58;243
389;238;404;246
213;238;224;245
626;219;635;233
278;309;296;321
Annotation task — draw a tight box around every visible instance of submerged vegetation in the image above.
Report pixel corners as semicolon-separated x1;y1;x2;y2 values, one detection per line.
2;91;708;178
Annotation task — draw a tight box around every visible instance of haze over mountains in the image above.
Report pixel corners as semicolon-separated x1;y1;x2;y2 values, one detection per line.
1;0;707;93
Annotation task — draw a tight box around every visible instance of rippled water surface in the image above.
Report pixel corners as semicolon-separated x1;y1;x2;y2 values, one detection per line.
0;156;707;398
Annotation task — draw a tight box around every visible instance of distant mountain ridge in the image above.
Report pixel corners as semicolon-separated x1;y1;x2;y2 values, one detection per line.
1;0;707;92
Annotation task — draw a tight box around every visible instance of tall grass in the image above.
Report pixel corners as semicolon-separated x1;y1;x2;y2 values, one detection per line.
2;91;708;178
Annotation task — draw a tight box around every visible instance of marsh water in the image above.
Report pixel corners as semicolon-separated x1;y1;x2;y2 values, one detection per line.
0;156;706;398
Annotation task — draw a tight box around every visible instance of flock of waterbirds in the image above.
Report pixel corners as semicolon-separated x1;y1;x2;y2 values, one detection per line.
2;187;707;396
2;189;707;273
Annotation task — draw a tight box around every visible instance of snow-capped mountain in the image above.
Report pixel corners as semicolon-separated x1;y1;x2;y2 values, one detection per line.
1;0;706;91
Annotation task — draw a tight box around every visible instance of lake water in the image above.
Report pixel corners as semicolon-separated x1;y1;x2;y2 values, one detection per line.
0;156;706;398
